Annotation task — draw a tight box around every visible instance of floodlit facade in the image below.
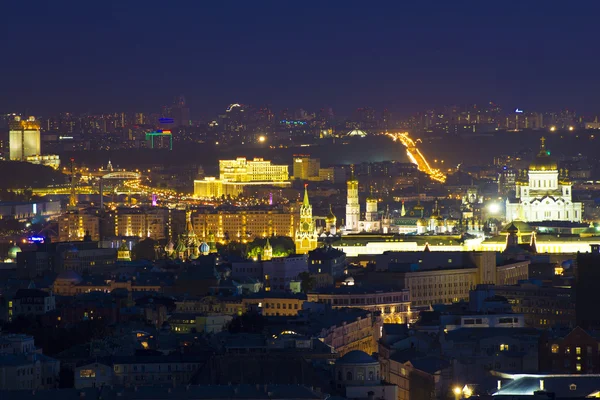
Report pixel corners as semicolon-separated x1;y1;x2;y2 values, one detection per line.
219;157;288;182
192;209;298;241
9;116;41;161
25;154;60;169
194;157;290;199
58;212;100;242
506;137;582;222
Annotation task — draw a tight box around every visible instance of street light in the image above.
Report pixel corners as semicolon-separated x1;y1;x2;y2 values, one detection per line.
487;203;500;214
453;386;462;400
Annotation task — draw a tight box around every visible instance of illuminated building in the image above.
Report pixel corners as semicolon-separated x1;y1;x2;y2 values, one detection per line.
194;157;290;199
25;154;60;170
357;190;382;233
293;155;319;180
243;293;306;316
219;157;288;182
111;208;169;240
172;209;200;260
193;177;245;199
506;137;582;222
9;116;40;161
294;185;318;254
192;208;298;241
308;287;410;324
481;221;600;253
345;167;360;232
58;212;100;242
117;242;132;261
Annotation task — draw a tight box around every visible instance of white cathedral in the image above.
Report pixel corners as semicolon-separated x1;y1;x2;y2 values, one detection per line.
505;137;582;223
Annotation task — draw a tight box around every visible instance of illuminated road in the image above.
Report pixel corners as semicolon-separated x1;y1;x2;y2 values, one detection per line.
387;132;447;183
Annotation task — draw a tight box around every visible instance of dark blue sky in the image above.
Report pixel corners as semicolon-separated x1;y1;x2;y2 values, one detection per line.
3;0;600;118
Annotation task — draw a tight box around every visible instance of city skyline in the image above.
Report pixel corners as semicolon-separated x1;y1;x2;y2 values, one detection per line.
4;1;600;116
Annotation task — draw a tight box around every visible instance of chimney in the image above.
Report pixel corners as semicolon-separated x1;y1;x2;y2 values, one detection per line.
497;380;502;390
540;379;544;391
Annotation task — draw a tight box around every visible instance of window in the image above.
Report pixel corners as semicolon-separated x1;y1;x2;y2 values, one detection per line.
576;364;582;372
566;347;571;354
346;371;353;381
576;347;581;355
551;344;559;354
80;369;96;378
570;384;577;391
500;344;509;351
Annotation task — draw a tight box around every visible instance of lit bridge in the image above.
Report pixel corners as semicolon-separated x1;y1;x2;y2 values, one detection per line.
102;171;141;180
387;132;446;183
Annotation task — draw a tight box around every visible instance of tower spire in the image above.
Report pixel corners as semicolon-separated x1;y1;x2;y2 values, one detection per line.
303;183;310;206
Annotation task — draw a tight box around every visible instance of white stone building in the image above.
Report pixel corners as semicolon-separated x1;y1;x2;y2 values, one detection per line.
506;137;582;222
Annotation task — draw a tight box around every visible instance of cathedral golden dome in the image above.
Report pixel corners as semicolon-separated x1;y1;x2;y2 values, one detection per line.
529;137;558;171
416;218;427;227
325;205;336;223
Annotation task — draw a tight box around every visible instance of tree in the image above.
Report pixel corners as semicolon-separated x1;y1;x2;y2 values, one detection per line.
228;311;266;333
298;271;316;293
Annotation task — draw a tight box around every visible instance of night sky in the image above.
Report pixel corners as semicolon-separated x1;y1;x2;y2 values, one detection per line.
3;0;600;117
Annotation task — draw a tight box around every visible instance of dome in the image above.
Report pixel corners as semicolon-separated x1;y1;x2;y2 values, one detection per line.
529;137;557;171
326;206;336;223
346;129;367;137
200;242;210;254
416;218;427;227
337;350;376;365
56;270;82;283
7;246;21;260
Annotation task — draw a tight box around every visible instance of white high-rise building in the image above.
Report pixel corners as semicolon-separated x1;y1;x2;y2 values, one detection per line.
9;116;40;161
345;168;360;232
506;137;582;222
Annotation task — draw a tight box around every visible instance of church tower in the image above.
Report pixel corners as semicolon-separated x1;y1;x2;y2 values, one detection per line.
365;187;378;222
117;241;131;262
295;184;318;254
345;166;360;232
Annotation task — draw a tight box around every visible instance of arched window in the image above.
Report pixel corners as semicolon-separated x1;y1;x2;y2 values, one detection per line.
338;371;342;381
346;371;353;381
369;371;374;380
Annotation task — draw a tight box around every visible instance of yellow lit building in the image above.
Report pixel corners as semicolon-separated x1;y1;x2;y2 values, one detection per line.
192;208;298;241
113;208;168;240
220;157;289;182
58;212;100;242
194;157;290;199
193;178;245;199
243;294;305;317
26;154;60;170
9;116;41;161
293;156;320;180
